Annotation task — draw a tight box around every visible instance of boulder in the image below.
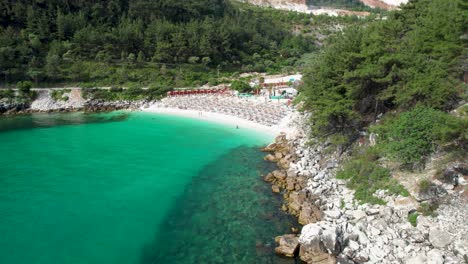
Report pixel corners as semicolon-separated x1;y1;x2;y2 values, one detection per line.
394;197;418;211
264;154;276;162
416;215;432;227
275;152;283;160
299;224;323;252
263;173;275;182
272;185;280;193
321;225;342;255
275;133;286;143
272;170;287;181
353;251;369;263
286;177;296;191
349;210;366;221
324;210;342;219
429;227;452;248
274;234;299;257
426;249;444;264
369;246;385;260
278;158;290;169
289;202;301;213
405;254;426;264
299;205;321;225
453;240;468;260
441;163;468;186
261;143;277;152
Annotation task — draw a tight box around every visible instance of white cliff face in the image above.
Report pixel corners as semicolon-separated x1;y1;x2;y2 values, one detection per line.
380;0;408;6
243;0;409;12
241;0;371;16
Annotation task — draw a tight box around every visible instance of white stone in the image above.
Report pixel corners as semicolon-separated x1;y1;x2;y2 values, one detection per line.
349;210;366;221
405;254;426;264
429;227;453;248
324;210;342;219
366;208;380;215
299;223;322;244
369;246;385;260
370;226;381;236
426;249;444;264
348;240;360;251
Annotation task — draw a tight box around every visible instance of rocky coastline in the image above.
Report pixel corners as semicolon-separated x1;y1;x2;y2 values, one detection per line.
0;89;149;116
264;113;467;264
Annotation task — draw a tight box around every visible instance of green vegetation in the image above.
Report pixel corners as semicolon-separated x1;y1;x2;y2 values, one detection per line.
371;106;467;165
336;147;409;205
51;89;71;102
418;201;439;217
83;86;170;101
0;0;316;87
0;81;36;103
307;0;376;11
230;80;252;93
418;179;431;194
408;212;419;227
300;0;466;144
340;199;345;209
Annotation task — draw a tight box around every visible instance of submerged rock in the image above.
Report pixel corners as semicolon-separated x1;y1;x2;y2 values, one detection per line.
274;234;299;257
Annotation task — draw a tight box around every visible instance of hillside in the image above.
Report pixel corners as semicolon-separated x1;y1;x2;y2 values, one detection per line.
242;0;409;12
0;0;314;87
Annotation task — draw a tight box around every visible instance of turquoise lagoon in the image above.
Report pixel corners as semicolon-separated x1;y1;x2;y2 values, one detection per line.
0;112;298;264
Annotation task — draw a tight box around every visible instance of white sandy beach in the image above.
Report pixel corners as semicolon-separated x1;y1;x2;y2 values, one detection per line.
141;105;291;137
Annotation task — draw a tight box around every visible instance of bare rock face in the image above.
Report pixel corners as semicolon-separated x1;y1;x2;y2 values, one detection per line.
274;234;299;257
429;228;453;248
299;223;342;263
358;0;408;10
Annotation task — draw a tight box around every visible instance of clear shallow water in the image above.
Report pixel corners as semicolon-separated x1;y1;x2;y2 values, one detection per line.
0;112;297;264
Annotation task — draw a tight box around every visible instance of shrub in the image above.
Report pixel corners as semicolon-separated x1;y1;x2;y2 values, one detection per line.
408;212;419;227
0;89;15;100
230;80;252;93
372;106;467;165
418;179;431;193
336;154;408;205
418;201;438;217
17;81;32;94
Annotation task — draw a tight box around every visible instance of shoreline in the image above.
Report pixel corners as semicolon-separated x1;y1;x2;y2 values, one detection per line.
141;106;291;137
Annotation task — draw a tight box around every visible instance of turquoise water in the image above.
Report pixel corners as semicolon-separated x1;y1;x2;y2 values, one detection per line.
0;112;297;264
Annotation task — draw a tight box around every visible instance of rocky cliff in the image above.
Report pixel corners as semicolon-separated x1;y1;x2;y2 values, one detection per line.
0;88;147;115
242;0;408;11
265;112;467;264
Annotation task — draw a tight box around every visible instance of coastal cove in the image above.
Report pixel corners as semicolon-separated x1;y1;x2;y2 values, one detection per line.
0;111;298;264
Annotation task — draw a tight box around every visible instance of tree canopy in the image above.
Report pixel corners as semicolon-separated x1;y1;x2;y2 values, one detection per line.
0;0;314;85
300;0;467;142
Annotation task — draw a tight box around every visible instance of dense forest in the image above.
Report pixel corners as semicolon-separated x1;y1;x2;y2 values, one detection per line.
301;0;467;144
0;0;314;86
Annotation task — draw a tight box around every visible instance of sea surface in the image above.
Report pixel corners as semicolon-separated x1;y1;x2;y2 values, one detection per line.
0;111;298;264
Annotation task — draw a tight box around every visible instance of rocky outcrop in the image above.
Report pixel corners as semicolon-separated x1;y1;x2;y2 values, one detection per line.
1;88;148;115
30;89;84;111
0;101;30;115
242;0;371;17
358;0;408;10
266;112;468;264
275;234;300;257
